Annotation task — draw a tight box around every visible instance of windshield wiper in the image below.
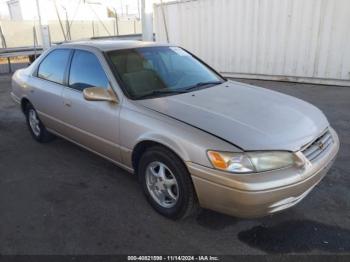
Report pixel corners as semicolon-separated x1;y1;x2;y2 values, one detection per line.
184;81;224;91
136;89;188;99
135;81;224;99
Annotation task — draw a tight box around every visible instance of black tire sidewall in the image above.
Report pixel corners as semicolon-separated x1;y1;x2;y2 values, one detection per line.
139;147;193;219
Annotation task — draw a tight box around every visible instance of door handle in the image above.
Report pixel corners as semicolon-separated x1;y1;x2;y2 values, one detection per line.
64;101;71;107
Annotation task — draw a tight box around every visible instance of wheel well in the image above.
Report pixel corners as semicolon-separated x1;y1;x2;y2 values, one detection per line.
132;141;183;173
21;98;30;113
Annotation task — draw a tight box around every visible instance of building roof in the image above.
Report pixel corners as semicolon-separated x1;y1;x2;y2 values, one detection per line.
61;40;169;52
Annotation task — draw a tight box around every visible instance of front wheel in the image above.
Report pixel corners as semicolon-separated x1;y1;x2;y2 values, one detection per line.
138;146;198;219
25;103;55;143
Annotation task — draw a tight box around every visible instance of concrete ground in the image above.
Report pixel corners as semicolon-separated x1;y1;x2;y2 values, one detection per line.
0;74;349;255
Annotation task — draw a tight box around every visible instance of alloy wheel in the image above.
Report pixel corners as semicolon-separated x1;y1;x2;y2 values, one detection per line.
28;109;41;136
145;161;179;208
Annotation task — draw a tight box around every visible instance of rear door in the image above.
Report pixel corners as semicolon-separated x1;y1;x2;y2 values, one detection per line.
61;49;121;162
29;48;72;133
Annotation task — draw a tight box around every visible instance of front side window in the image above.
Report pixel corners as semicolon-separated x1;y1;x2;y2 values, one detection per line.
107;46;224;99
69;50;109;91
37;49;71;84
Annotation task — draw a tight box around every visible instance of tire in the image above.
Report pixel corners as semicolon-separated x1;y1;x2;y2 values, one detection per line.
25;103;55;143
138;146;199;219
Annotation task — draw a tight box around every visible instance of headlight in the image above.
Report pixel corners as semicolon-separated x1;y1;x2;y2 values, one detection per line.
207;151;298;173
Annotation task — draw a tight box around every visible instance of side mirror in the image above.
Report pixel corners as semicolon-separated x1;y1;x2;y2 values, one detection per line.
83;87;118;103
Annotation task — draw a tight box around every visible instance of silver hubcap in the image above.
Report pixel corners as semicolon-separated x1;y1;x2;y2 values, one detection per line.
145;161;179;208
28;109;40;136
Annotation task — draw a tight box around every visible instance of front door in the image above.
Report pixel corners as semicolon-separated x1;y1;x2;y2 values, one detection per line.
61;49;121;163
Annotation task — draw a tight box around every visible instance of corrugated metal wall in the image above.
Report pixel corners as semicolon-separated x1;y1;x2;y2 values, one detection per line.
154;0;350;86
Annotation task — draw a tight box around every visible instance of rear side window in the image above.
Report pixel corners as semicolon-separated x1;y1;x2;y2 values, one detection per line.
37;49;71;84
69;50;109;91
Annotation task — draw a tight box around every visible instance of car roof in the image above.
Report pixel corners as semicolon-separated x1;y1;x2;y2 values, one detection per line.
60;40;170;52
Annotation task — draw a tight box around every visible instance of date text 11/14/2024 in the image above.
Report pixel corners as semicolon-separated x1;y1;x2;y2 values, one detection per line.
127;255;219;261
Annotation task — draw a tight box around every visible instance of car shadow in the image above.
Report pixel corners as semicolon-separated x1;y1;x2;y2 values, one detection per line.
238;219;350;253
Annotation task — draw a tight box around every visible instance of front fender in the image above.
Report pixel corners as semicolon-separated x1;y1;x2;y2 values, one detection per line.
119;100;241;170
135;132;191;162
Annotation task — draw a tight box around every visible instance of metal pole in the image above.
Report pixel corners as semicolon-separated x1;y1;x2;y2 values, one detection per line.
33;26;38;60
0;25;11;73
113;7;119;36
35;0;50;49
64;10;71;40
92;21;95;37
137;0;141;20
160;0;169;43
7;57;12;74
0;25;6;48
35;0;44;45
141;0;153;41
53;0;67;41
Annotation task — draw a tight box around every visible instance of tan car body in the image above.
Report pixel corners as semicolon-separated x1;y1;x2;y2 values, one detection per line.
11;41;339;218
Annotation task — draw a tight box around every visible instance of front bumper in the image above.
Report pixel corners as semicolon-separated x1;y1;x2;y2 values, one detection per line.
187;128;340;218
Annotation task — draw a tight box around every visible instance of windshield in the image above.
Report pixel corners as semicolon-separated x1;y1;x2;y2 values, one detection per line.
107;46;224;99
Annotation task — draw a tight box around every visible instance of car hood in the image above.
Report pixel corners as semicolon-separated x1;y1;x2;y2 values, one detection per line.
137;81;329;151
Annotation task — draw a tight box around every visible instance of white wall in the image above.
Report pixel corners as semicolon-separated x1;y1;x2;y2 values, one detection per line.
154;0;350;86
0;19;142;47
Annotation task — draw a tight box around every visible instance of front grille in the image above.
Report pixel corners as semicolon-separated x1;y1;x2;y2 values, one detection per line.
302;129;333;162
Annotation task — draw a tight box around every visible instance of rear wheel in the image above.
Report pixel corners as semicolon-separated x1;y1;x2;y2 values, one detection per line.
25;103;55;143
138;146;198;219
